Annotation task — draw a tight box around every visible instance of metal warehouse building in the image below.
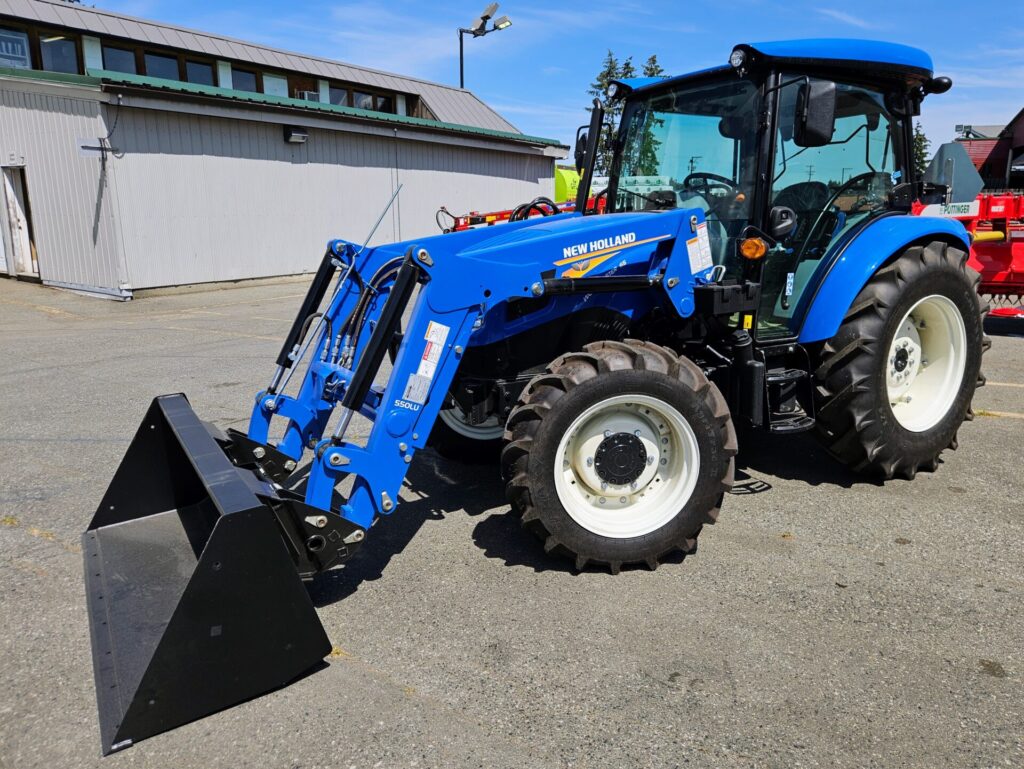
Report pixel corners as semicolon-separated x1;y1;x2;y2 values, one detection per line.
0;0;565;298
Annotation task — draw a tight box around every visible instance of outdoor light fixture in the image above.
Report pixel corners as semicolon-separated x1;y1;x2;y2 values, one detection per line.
458;3;512;89
283;125;308;144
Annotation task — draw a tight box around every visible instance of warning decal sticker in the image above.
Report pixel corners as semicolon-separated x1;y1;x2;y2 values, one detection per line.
403;321;450;405
686;222;714;275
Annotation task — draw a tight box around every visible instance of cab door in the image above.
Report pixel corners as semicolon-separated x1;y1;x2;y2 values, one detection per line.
756;76;905;339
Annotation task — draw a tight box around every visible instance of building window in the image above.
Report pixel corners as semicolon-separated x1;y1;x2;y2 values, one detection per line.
39;33;80;74
232;67;258;92
102;45;137;74
328;85;349;107
143;51;179;80
185;60;215;86
353;91;373;111
375;94;394;114
0;27;31;69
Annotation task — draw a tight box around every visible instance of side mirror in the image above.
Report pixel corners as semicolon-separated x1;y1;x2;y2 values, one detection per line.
793;80;836;148
574;126;589;174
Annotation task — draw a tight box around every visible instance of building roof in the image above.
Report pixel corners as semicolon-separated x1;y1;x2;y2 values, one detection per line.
0;65;565;149
0;0;518;133
961;125;1007;139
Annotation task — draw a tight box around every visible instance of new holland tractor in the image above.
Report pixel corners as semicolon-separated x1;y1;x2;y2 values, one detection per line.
84;39;987;753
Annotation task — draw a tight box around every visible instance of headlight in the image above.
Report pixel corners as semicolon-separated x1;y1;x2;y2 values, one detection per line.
606;83;619;100
729;49;746;69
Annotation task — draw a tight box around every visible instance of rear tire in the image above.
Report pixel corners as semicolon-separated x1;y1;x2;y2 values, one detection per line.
501;340;736;574
813;240;989;479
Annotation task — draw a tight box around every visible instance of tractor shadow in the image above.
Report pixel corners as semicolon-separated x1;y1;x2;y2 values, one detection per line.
310;426;881;601
309;450;548;605
734;426;881;490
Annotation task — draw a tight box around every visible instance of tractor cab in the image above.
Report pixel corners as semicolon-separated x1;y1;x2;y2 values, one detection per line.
597;40;951;341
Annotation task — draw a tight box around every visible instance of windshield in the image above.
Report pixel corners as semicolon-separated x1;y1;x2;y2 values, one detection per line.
610;77;761;275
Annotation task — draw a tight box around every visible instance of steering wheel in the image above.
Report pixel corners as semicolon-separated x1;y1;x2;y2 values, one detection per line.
680;172;742;219
681;172;740;198
800;172;892;254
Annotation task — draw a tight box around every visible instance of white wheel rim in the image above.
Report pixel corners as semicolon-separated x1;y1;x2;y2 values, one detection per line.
885;294;967;432
554;394;700;539
438;401;504;440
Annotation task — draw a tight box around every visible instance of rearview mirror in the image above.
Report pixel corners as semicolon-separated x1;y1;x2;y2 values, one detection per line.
793;80;836;148
574;126;589;174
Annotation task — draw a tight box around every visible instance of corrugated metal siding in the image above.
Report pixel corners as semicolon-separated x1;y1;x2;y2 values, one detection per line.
110;107;552;290
0;0;520;132
0;82;124;291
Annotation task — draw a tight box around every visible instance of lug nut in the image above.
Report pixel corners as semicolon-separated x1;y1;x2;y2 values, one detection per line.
586;457;594;467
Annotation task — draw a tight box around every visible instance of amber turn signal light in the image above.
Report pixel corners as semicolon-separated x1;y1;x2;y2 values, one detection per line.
740;237;767;260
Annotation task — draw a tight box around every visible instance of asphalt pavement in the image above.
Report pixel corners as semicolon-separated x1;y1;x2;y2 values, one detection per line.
0;278;1020;769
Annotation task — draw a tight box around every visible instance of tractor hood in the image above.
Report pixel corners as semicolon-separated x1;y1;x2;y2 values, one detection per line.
453;210;689;269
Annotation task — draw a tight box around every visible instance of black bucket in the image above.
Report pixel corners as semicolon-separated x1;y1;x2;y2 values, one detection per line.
83;394;330;754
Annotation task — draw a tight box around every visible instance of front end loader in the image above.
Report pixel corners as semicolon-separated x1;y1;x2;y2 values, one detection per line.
84;39;987;753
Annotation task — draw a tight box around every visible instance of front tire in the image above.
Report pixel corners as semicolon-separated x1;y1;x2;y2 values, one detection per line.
428;397;504;462
501;340;736;573
813;240;989;479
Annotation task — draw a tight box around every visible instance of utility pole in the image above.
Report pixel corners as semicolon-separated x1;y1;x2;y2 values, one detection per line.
806;164;815;182
688;156;703;175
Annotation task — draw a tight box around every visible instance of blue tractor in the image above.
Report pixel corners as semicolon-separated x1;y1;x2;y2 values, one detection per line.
83;40;987;753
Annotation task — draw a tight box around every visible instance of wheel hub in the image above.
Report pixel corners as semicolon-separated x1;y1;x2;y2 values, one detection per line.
554;394;702;539
885;294;968;432
893;347;909;372
594;432;647;486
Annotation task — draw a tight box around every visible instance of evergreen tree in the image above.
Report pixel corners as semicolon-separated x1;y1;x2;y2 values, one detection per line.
913;122;931;177
586;53;667;177
642;55;665;78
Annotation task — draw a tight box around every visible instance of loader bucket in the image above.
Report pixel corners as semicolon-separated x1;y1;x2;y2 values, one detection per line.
83;394;330;754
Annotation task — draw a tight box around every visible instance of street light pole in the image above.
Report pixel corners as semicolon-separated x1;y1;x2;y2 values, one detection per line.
459;29;465;89
457;4;512;89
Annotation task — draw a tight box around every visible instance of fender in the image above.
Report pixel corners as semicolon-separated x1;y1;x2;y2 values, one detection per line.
796;214;970;343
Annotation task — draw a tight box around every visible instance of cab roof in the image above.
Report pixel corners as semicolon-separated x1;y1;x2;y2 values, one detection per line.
621;39;934;96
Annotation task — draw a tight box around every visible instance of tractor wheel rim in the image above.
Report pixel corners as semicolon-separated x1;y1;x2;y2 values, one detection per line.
886;294;967;432
554;393;700;539
438;402;505;440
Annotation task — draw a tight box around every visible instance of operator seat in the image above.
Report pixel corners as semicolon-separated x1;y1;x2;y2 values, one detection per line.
772;181;830;244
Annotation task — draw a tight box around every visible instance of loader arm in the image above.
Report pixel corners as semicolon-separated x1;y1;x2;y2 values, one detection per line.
244;208;713;537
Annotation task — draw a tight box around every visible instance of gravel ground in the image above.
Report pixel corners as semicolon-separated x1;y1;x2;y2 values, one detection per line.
0;278;1020;769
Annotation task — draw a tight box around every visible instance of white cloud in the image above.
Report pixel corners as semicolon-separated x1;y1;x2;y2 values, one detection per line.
815;9;875;30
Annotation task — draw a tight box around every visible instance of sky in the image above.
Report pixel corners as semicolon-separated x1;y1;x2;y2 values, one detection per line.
96;0;1023;151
